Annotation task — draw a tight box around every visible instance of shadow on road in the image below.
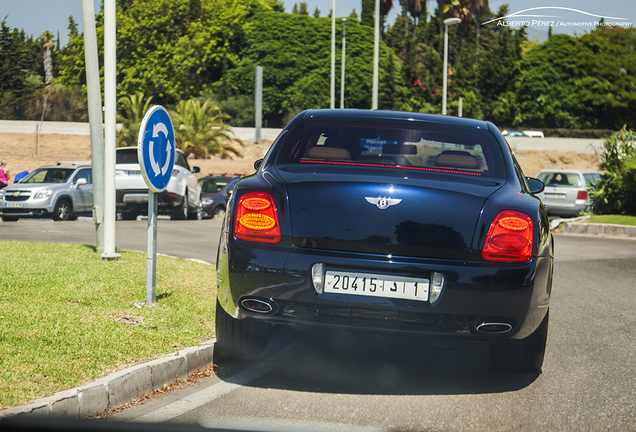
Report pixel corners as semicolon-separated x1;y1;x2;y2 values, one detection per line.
215;326;540;397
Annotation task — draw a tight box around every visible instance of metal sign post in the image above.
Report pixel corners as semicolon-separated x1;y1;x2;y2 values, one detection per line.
146;191;158;304
137;106;176;305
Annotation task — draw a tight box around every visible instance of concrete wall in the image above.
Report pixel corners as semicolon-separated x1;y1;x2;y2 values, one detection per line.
1;120;605;152
0;120;282;142
505;136;604;154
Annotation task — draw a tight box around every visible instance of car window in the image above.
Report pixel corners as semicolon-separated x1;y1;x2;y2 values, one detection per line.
22;168;75;184
538;172;582;188
222;179;239;196
200;179;227;193
74;168;92;185
583;173;602;187
175;151;191;171
278;120;506;179
116;149;138;164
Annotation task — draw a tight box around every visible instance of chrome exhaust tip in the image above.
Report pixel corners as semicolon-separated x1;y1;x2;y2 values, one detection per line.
240;298;277;314
476;321;513;334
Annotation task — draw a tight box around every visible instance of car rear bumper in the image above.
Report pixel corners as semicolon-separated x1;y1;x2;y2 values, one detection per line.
543;201;589;217
217;235;553;341
116;189;181;213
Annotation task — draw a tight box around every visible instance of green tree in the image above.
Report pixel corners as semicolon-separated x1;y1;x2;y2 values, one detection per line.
516;27;636;129
223;11;409;125
169;98;241;159
0;19;42;119
117;92;154;147
590;127;636;215
361;0;374;27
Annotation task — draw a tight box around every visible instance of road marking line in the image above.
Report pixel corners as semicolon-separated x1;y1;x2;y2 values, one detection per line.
134;349;287;423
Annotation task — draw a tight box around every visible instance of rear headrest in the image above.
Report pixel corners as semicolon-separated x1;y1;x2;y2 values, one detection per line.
305;146;352;161
434;151;479;170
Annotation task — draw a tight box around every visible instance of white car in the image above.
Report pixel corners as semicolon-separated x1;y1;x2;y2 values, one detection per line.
537;168;602;217
115;147;201;220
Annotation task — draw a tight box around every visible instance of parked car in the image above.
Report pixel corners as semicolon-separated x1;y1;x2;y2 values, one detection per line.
198;175;238;219
0;162;93;222
502;130;529;137
115;147;201;220
522;130;544;138
215;109;554;373
536;169;602;217
208;177;239;220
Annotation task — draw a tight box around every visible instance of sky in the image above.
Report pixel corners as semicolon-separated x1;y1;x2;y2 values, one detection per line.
1;0;634;46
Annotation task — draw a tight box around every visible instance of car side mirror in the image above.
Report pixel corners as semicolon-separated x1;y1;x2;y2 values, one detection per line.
192;166;200;174
75;178;88;188
254;159;263;170
526;177;545;194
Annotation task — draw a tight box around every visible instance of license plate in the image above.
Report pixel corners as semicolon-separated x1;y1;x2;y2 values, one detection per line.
5;203;22;208
545;193;565;199
324;271;429;302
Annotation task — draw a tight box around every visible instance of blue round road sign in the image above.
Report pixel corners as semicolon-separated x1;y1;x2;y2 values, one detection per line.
137;106;176;193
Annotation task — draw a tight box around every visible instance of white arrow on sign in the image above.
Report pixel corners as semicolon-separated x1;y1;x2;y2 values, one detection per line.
148;122;173;177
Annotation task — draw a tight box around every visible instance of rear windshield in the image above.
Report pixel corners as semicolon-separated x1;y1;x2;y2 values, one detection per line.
116;149;138;164
538;172;584;188
277;120;505;179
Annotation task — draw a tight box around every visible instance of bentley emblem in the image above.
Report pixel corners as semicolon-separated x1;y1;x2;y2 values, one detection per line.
365;196;402;210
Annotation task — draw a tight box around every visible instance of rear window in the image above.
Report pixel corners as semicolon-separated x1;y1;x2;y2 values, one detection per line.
277;120;505;179
116;149;138;164
583;173;602;186
538;172;583;188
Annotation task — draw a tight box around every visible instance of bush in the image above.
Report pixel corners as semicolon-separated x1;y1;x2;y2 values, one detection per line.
590;127;636;215
542;128;616;139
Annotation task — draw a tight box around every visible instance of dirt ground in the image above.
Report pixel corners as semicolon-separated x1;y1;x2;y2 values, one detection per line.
0;132;601;181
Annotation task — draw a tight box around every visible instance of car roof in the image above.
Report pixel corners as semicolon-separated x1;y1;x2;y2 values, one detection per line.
538;168;601;174
118;146;185;154
35;163;90;170
298;109;491;130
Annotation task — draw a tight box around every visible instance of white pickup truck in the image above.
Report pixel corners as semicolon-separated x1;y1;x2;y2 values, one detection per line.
115;147;201;220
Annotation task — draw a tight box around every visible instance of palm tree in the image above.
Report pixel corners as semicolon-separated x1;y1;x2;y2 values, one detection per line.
406;0;426;40
117;92;154;147
170;98;242;159
380;0;393;36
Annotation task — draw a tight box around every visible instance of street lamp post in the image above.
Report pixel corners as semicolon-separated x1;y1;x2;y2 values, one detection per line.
330;0;336;109
341;18;347;109
372;0;379;109
442;17;461;115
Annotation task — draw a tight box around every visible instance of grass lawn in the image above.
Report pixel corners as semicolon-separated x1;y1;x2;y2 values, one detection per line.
0;241;217;410
583;215;636;226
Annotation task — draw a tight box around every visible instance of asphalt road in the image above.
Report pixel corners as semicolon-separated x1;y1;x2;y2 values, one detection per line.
0;217;221;264
101;234;636;431
3;221;635;430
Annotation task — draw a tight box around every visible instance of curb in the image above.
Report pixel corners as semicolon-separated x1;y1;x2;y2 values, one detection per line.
0;341;216;419
557;222;636;238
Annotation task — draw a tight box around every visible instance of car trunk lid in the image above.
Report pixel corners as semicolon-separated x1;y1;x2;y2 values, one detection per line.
277;166;503;260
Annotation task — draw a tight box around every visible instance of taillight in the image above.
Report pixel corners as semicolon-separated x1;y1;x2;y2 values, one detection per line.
234;192;281;244
482;210;533;263
577;190;588;200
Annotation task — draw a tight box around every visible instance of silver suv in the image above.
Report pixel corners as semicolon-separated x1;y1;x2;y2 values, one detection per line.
0;162;93;222
115;147;201;220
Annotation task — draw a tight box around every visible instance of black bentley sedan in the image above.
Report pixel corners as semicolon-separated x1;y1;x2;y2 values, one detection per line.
215;109;553;373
